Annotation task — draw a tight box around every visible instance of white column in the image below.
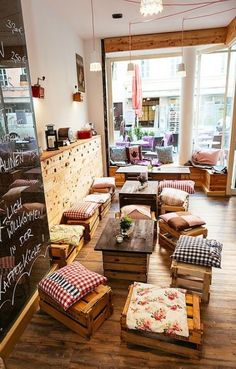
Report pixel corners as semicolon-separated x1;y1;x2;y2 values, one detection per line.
178;47;196;165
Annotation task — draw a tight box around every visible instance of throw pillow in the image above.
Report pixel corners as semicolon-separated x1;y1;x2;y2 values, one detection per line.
38;261;107;310
192;149;221;166
159;211;205;231
50;224;84;246
63;201;99;220
126;146;142;164
158;180;195;194
121;205;152;220
92;177;116;190
110;146;127;163
156;146;173;164
160;188;189;206
83;193;111;204
171;235;223;268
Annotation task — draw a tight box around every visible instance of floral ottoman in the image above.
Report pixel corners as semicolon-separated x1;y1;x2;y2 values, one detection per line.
121;282;203;358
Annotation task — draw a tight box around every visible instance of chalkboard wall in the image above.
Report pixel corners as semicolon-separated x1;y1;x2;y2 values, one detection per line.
0;0;51;340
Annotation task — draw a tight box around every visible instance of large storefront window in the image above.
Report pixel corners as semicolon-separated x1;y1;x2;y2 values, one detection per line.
194;48;236;164
109;56;181;150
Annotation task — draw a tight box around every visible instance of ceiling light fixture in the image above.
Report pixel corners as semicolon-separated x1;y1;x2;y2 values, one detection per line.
177;18;186;77
127;22;135;76
140;0;163;16
90;0;101;72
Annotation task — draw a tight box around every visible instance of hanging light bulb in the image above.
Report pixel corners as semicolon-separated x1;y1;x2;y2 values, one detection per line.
176;18;186;77
127;22;135;77
90;0;101;72
140;0;163;16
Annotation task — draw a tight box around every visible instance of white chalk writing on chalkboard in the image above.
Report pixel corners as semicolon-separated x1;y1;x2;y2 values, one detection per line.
0;243;50;307
0;151;24;172
4;208;42;239
10;245;16;256
0;41;4;58
6;20;23;35
11;51;26;64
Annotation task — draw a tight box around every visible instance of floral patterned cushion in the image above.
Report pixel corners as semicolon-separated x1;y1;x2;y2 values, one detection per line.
127;282;189;337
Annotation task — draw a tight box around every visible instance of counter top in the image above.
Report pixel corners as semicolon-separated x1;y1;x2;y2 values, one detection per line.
40;136;100;161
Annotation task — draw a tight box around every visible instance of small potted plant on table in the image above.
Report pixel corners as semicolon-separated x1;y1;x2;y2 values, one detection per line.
120;215;133;238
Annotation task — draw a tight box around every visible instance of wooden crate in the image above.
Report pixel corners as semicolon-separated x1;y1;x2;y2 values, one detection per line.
98;198;111;220
109;166;125;187
39;284;113;339
50;237;84;267
66;210;99;242
158;219;208;250
102;251;150;282
121;285;203;358
90;187;115;200
160;197;189;215
170;260;212;303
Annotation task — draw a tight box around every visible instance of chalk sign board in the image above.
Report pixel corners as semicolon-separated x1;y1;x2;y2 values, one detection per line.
0;0;51;341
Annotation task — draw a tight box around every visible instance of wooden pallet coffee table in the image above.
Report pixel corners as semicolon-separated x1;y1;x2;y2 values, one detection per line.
94;219;154;282
119;180;158;216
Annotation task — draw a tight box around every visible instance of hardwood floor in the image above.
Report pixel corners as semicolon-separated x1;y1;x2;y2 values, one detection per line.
5;191;236;369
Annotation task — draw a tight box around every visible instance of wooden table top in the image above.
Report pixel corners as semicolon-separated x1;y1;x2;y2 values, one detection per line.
119;180;158;195
94;219;154;254
116;165;190;174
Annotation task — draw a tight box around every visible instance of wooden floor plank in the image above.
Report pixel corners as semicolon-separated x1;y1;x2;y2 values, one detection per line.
5;190;236;368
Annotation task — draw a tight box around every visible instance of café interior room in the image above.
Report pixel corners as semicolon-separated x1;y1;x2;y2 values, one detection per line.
0;0;236;368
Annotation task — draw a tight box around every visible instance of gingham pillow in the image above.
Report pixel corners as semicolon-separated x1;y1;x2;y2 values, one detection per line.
160;188;189;206
171;235;223;268
38;261;107;310
158;180;195;194
63;201;99;220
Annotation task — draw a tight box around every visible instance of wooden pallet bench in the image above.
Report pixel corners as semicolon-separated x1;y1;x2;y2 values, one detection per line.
39;284;113;339
65;209;99;242
50;237;84;267
121;284;203;358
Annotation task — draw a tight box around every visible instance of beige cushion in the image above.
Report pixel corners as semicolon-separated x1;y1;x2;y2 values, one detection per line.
50;224;84;246
121;205;152;220
160;188;189;207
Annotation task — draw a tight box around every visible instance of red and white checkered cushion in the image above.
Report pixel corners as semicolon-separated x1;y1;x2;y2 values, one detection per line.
63;201;99;220
38;261;107;310
158;180;195;194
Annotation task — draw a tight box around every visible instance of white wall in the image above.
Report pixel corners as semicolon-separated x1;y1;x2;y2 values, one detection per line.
21;0;88;149
84;39;107;172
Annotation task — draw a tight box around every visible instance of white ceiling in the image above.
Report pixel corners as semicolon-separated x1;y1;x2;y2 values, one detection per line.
49;0;236;39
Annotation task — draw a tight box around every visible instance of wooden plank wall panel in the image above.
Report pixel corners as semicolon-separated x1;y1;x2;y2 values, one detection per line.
104;27;227;53
226;17;236;46
40;137;103;227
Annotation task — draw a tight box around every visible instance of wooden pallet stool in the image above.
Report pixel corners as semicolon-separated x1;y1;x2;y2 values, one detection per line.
170;260;212;303
66;209;99;242
90;177;116;199
160;198;189;215
158;219;208;250
50;237;84;267
121;285;203;358
39;284;113;339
